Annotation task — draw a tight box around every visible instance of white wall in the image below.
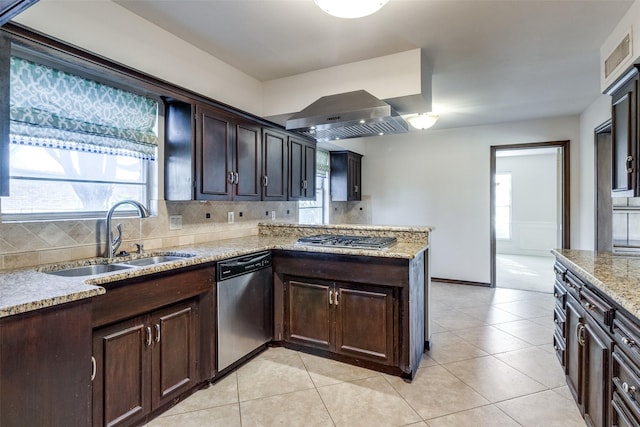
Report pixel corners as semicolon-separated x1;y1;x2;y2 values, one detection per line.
338;116;580;284
495;152;559;256
14;0;263;115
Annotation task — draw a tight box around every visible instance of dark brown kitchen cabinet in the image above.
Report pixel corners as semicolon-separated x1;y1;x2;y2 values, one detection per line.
196;104;261;201
566;293;585;404
92;299;198;427
330;150;362;201
0;300;92;427
581;314;612;427
288;135;316;200
284;278;395;366
262;128;288;201
611;71;639;197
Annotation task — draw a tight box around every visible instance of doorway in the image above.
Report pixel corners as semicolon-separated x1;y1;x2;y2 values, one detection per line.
490;141;570;292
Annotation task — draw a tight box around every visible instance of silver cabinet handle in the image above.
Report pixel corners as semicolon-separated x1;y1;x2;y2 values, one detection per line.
329;290;333;305
576;324;585;346
354;184;359;193
263;176;268;187
227;171;234;184
623;336;636;347
91;356;96;381
155;324;161;343
234;172;239;184
302;180;308;190
145;326;152;346
627;156;634;173
335;291;339;306
584;302;595;311
623;382;637;394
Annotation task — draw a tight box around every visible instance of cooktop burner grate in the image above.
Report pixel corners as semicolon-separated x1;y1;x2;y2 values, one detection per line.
296;234;397;249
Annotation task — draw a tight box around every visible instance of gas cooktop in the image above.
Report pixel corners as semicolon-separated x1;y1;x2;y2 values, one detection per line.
295;234;397;250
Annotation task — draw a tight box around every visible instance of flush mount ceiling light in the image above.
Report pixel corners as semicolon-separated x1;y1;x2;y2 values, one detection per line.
407;113;439;130
314;0;389;19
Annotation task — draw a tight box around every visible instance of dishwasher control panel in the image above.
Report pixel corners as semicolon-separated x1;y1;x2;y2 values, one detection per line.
217;251;272;281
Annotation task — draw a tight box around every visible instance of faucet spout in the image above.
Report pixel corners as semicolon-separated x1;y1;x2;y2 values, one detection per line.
105;200;150;258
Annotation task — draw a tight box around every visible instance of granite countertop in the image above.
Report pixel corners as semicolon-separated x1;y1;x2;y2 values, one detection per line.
552;249;640;318
0;223;432;319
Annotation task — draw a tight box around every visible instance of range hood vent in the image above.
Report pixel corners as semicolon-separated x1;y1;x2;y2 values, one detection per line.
286;90;408;142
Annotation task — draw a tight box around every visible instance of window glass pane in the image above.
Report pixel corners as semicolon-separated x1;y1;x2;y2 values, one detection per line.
495;173;512;240
299;173;328;224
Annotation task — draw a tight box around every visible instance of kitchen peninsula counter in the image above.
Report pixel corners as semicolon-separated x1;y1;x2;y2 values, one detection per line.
552;249;640;318
0;223;432;318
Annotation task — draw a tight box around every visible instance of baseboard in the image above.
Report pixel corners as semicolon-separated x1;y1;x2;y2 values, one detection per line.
431;277;492;287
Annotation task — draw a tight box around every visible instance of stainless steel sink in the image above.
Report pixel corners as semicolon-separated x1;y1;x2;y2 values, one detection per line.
46;263;133;277
123;255;192;267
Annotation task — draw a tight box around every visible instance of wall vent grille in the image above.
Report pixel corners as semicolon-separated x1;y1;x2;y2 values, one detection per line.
605;32;632;79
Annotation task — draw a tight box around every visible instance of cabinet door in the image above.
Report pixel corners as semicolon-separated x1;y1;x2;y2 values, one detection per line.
196;105;233;200
285;279;332;351
233;121;261;200
612;77;638;197
151;300;198;410
335;284;394;365
582;316;612;427
566;295;585;406
263;129;288;201
93;316;151;427
289;136;316;200
347;154;362;200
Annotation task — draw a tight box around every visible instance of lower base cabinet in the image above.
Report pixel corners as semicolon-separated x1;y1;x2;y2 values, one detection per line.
285;278;395;366
0;300;92;427
92;299;199;427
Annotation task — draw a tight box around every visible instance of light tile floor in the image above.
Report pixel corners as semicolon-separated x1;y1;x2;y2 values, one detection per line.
146;281;586;427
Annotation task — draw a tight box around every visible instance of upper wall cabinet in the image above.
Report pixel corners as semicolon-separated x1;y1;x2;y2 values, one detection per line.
288;135;316;201
0;0;38;27
164;98;315;202
611;70;639;197
196;104;261;201
330;150;362;201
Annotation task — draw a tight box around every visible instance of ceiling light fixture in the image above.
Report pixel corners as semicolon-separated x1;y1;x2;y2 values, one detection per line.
407;113;439;130
314;0;389;19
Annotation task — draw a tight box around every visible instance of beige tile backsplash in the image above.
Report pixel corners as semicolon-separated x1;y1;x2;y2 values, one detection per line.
0;200;298;271
329;195;372;225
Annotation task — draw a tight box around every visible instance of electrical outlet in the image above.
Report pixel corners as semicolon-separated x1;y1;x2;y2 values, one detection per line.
169;215;182;230
227;211;234;224
271;210;276;220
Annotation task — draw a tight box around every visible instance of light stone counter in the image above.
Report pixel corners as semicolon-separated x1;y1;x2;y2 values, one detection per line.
552;249;640;318
0;223;432;318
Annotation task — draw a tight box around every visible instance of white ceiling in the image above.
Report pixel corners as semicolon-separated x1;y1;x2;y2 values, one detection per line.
115;0;633;130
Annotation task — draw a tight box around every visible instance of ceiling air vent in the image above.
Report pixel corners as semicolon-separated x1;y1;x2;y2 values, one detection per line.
605;32;632;79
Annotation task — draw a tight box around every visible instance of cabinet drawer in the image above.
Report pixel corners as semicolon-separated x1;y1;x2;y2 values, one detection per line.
579;285;614;327
553;328;565;367
554;280;567;309
613;348;640;424
613;391;640;427
554;305;566;338
554;262;567;283
614;313;640;367
565;270;583;299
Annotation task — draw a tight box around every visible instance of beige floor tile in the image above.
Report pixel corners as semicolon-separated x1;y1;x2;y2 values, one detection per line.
426;331;488;364
430;309;487;330
443;356;547;402
552;384;576;401
420;353;438;367
147;403;241;427
240;388;334;427
386;364;489;419
452;325;532;354
463;304;523;324
494;319;554;345
299;351;379;387
493;300;553;319
159;373;238;417
425;404;520;427
236;348;314;401
497;390;586;426
317;376;421;427
495;346;566;388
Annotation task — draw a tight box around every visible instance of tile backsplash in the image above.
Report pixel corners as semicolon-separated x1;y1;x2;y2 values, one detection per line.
0;200;298;271
329;195;372;224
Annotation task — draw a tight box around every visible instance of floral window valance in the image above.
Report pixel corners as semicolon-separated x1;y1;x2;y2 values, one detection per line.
9;56;158;160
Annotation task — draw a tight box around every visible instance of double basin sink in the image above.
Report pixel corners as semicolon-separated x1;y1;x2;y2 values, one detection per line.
44;254;195;277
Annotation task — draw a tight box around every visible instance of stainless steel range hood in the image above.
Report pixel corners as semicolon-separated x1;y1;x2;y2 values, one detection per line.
285;90;409;142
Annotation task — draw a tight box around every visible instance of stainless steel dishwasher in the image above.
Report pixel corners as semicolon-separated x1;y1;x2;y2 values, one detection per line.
216;251;273;372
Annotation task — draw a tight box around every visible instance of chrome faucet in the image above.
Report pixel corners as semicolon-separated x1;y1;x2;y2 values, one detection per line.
105;200;150;258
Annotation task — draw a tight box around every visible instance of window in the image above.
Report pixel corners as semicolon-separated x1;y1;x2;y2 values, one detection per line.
1;55;158;220
299;150;330;224
495;172;512;240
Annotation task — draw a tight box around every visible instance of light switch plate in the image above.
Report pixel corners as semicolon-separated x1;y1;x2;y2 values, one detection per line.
169;215;182;230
